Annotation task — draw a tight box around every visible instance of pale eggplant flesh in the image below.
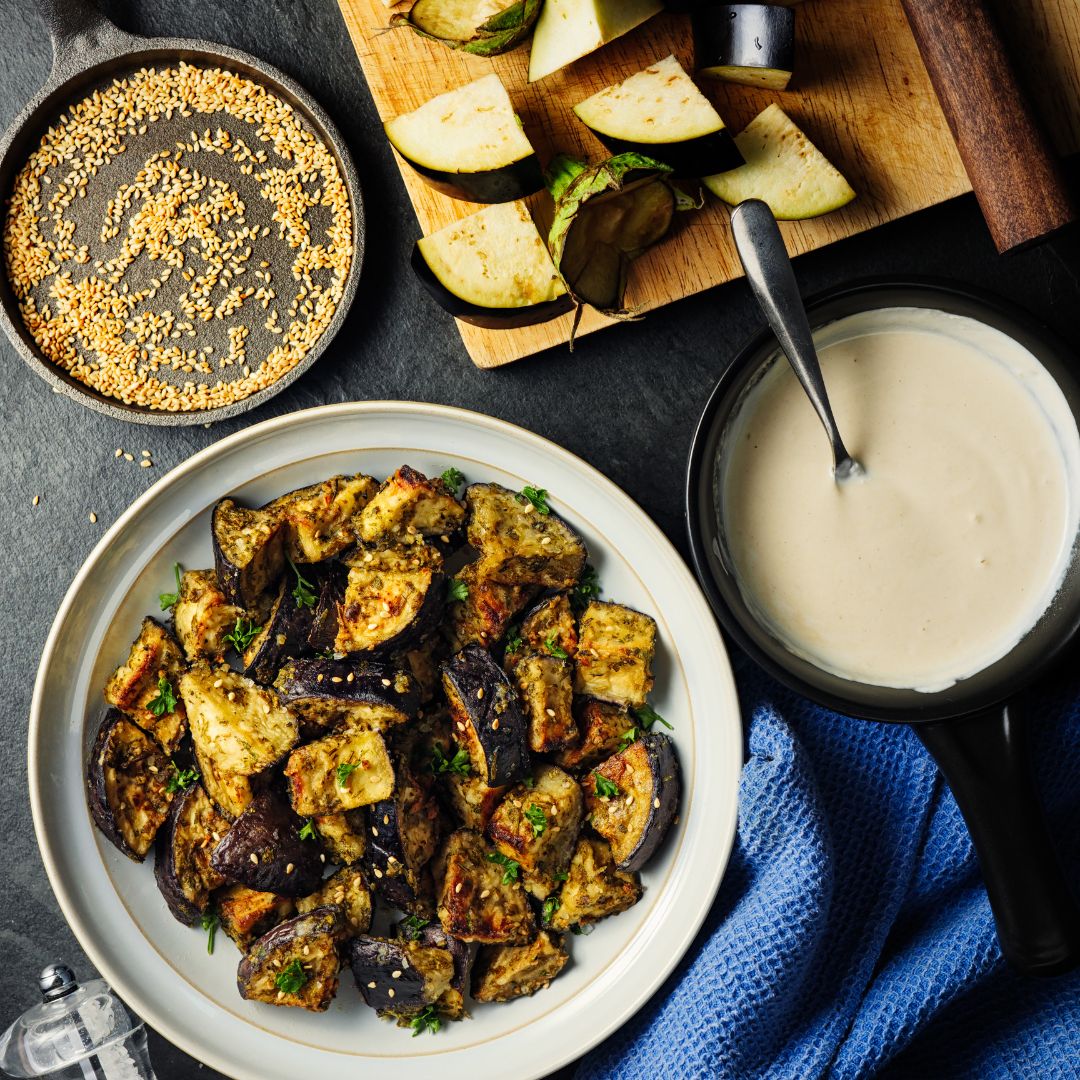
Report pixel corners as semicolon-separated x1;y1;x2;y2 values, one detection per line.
347;935;455;1016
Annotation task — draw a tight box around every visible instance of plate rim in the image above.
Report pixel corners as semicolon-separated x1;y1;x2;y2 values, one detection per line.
29;400;741;1078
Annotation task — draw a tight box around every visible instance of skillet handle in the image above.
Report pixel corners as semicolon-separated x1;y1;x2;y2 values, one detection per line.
916;704;1080;976
38;0;124;73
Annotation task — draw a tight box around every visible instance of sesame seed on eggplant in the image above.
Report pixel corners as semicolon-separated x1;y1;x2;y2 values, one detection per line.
347;935;454;1017
395;919;474;1021
211;497;287;617
296;866;373;937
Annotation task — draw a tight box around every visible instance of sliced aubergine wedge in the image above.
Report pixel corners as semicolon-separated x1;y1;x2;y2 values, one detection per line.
241;578;317;686
211;498;286;617
573;55;742;178
154;783;229;924
348;936;455;1021
694;3;796;90
385;74;542;203
703;104;856;219
413;201;572;330
391;0;541;57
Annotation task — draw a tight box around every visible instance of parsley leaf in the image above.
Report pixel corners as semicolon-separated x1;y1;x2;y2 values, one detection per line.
440;467;465;495
554;871;569;882
486;851;520;885
401;915;431;941
593;771;620;799
298;818;317;842
618;726;638;752
570;564;601;614
410;1004;442;1037
448;577;469;602
159;562;183;611
544;632;569;660
287;555;317;609
570;923;594;936
201;910;219;955
274;959;308;995
542;896;561;926
165;760;199;795
148;675;178;716
430;742;471;777
519;485;551;515
224;617;261;653
634;703;673;731
336;761;360;787
504;626;523;654
524;803;547;838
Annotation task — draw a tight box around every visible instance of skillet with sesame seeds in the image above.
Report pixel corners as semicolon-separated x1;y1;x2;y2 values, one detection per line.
86;462;680;1025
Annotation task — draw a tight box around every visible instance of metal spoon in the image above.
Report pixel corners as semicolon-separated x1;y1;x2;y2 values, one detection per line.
731;199;863;481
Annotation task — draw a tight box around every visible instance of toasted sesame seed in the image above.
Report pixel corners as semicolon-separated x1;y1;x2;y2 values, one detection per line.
124;453;134;462
330;675;342;683
89;511;97;523
391;970;401;979
249;853;258;865
286;863;294;874
653;797;661;808
141;450;151;458
114;448;123;458
140;459;152;468
387;988;395;999
373;867;383;879
367;981;376;989
32;494;40;506
492;718;500;730
480;888;490;899
454;882;462;893
380;678;391;687
476;688;484;699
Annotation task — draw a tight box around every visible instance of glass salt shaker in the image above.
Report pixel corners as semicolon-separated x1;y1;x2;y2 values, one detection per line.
0;964;157;1079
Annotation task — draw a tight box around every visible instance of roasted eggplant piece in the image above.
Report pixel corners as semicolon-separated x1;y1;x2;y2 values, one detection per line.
518;592;578;660
241;580;315;685
487;764;583;877
311;811;368;865
553;698;635;772
211;498;286;616
348;936;455;1020
440;770;507;833
694;2;796;90
446;560;536;652
237;907;344;1011
443;645;531;787
548;835;642;931
211;791;324;897
511;650;577;753
154;783;229;924
215;884;294;950
296;866;373;936
308;544;445;657
172;570;245;662
471;930;568;1002
391;0;541;57
574;600;656;708
284;727;395;817
87;709;174;861
180;664;299;819
103;616;188;753
263;473;378;563
466;483;587;590
274;658;419;734
396;638;446;705
584;734;680;871
396;919;474;1020
355;465;465;545
435;829;535;944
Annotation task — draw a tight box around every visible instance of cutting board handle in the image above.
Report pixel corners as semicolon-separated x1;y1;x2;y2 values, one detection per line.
900;0;1076;253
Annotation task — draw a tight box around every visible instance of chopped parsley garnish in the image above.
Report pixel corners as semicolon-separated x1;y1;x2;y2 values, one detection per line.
336;761;361;787
287;555;317;609
224;617;261;653
593;772;620;799
201;910;219;955
524;803;547;838
504;626;523;654
570;564;601;614
410;1004;442;1037
274;959;309;995
165;760;199;795
618;726;638;752
554;871;569;882
148;675;178;716
521;775;536;790
570;923;594;936
159;562;183;611
520;485;551;515
298;818;317;842
542;896;561;926
448;577;469;602
486;851;520;885
430;742;471;777
544;633;568;660
634;703;673;731
401;915;431;941
440;467;465;495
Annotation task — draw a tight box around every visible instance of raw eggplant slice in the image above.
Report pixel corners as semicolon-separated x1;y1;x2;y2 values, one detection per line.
296;866;374;936
446;560;537;651
414;201;571;330
435;829;536;943
211;498;286;616
584;733;680;871
284;727;395;817
211;791;324;897
694;3;796;90
703;104;855;219
528;0;664;82
391;0;541;57
573;55;742;178
348;936;455;1019
311;811;368;865
552;697;635;771
172;570;245;663
87;709;174;861
470;930;568;1002
385;74;542;203
215;884;294;950
154;783;229;924
241;580;315;686
443;645;531;787
547;835;641;930
263;474;379;563
395;919;475;1020
103;616;188;753
574;599;657;707
511;649;577;752
355;465;466;545
237;906;345;1011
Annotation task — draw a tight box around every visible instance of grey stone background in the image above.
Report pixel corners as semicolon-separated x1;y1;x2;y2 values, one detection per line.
0;0;1077;1076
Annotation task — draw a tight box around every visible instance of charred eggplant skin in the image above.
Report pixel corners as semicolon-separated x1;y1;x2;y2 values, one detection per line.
211;791;324;897
154;783;228;924
211;498;286;615
242;581;315;685
274;658;419;732
348;936;453;1014
443;645;531;786
398;919;474;1008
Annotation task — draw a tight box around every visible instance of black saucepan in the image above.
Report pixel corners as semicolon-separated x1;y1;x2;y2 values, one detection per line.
687;278;1080;976
0;0;364;425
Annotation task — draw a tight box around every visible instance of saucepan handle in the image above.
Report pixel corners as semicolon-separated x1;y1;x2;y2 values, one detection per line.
916;703;1080;976
38;0;132;79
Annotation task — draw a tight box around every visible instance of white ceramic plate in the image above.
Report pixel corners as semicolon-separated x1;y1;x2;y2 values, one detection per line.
29;403;741;1080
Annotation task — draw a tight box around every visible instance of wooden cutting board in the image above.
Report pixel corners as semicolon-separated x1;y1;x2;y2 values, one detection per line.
337;0;1080;367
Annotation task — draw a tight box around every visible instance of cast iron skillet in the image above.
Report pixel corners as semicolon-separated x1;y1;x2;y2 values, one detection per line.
687;278;1080;976
0;0;364;426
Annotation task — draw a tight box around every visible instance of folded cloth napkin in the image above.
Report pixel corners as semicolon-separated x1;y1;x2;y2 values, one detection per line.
576;650;1080;1079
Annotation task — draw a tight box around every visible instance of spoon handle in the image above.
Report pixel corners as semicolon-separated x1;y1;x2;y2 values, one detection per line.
731;200;850;467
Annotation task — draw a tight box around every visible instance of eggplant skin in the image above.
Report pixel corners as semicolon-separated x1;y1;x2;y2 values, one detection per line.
154;783;229;924
296;866;373;937
211;791;324;897
348;936;454;1015
237;906;345;1012
215;884;295;950
396;920;474;1020
87;709;174;862
693;2;796;89
591;129;743;180
584;733;680;872
470;930;568;1003
552;698;634;773
405;154;544;205
443;645;531;787
241;581;315;686
211;498;286;616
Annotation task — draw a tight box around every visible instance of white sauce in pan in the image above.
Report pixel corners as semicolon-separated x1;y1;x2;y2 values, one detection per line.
721;308;1080;691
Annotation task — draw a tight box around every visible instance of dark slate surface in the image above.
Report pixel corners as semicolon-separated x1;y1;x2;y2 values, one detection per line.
0;0;1078;1076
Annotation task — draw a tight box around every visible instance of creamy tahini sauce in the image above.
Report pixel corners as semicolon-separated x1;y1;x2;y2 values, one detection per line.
721;308;1080;691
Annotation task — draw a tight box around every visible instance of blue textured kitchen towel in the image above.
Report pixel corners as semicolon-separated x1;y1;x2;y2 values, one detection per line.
576;651;1080;1080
